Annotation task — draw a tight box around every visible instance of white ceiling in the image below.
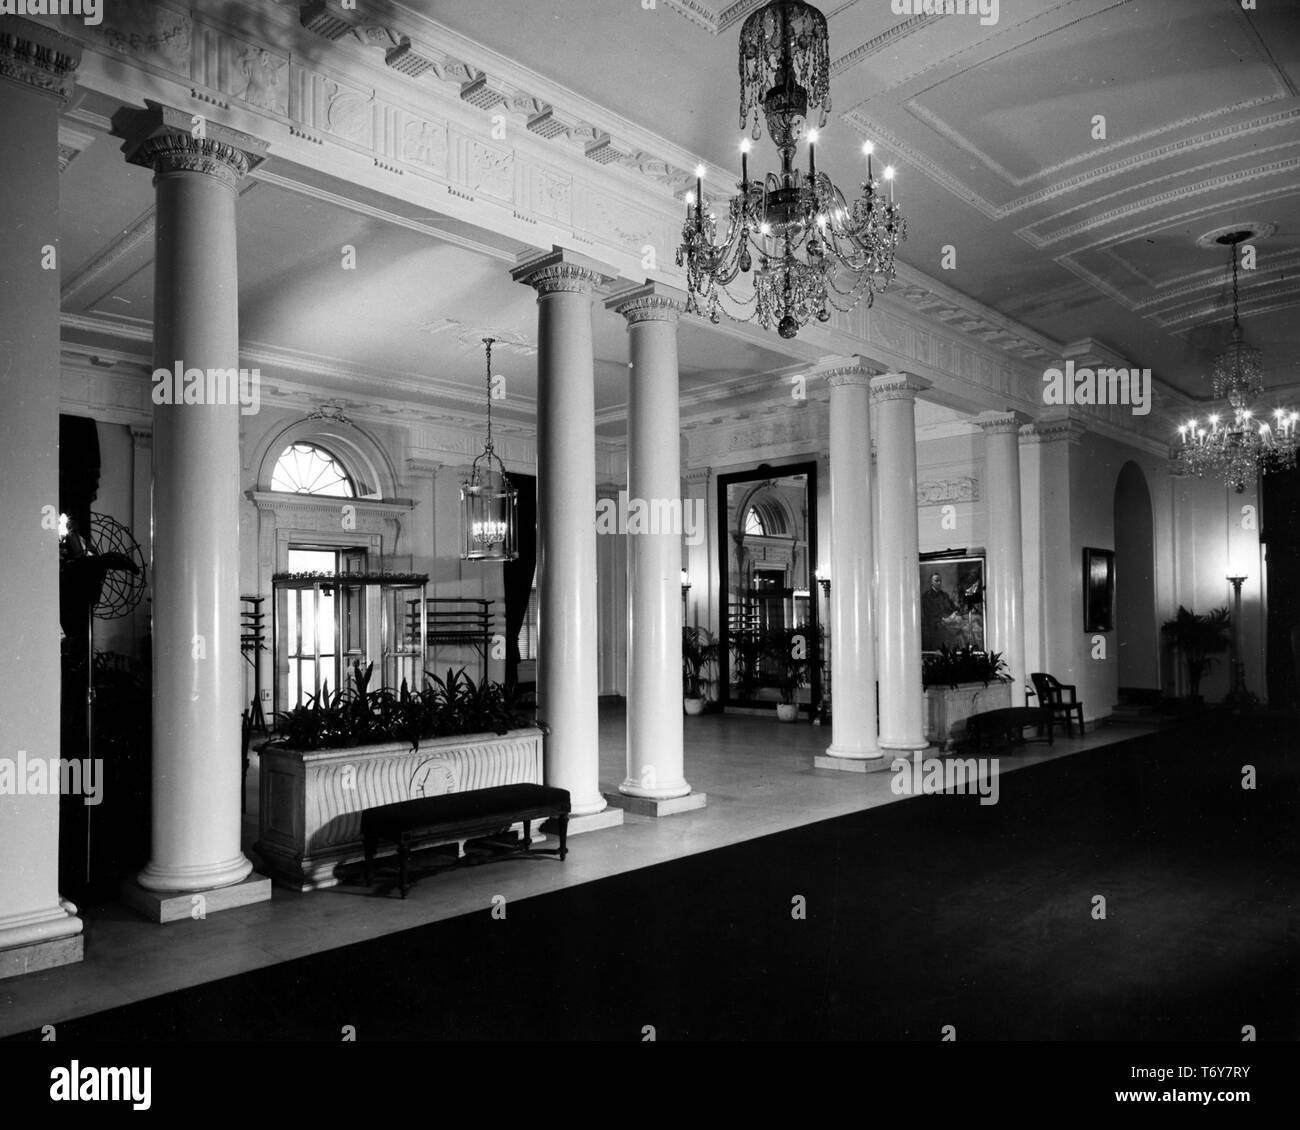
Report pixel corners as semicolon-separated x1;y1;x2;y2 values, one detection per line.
56;0;1300;435
413;0;1300;392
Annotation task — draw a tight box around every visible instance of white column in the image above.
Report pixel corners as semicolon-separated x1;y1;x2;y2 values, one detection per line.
871;373;931;752
974;412;1030;707
512;248;621;828
1021;418;1083;687
817;365;883;769
113;104;271;914
605;284;704;816
0;19;85;976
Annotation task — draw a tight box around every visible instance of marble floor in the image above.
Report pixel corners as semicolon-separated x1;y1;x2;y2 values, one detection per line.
0;706;1149;1037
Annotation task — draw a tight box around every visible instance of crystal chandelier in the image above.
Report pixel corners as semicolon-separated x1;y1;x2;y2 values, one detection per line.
676;0;906;339
1173;231;1297;493
460;338;518;561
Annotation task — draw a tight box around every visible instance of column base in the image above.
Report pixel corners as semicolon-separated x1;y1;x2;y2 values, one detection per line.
604;790;707;817
0;935;84;981
815;753;893;774
120;872;272;924
880;739;933;754
542;808;624;837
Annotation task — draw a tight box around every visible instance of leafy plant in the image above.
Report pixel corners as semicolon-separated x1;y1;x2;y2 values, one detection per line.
269;664;533;752
922;644;1009;689
682;626;720;700
1161;606;1231;699
764;626;814;705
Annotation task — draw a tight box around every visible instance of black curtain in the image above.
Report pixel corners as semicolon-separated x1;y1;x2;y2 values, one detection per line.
1262;465;1300;708
502;473;537;688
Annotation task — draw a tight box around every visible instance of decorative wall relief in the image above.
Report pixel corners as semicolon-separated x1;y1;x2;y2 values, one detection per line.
401;114;448;175
292;69;376;149
917;476;981;505
232;44;288;115
584;188;657;254
527;166;573;226
460;137;515;202
88;0;191;77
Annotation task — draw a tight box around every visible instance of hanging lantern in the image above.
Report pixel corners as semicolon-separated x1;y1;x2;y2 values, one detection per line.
460;338;518;561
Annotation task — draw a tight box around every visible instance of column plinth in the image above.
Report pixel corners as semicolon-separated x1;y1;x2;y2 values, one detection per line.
604;284;704;814
513;248;621;824
871;373;931;752
112;103;271;901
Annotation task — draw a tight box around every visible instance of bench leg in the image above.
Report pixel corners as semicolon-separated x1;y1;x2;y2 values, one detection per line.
558;815;568;862
398;842;410;899
521;819;531;853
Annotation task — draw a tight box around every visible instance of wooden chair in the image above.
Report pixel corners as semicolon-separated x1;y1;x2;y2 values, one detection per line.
1029;673;1085;736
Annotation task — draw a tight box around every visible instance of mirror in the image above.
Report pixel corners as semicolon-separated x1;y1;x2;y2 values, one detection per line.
717;462;820;713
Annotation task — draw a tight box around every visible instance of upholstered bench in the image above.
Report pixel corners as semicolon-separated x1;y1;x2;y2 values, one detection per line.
361;784;570;898
966;706;1054;751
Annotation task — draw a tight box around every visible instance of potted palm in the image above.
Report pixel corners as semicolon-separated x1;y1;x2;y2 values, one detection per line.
682;626;719;715
922;645;1011;749
767;627;812;722
1161;605;1231;702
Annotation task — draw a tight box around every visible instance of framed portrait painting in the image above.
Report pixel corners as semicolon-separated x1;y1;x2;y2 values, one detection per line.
919;554;985;653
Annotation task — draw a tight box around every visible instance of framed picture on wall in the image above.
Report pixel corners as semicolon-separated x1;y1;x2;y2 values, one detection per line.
1083;547;1115;632
919;554;985;654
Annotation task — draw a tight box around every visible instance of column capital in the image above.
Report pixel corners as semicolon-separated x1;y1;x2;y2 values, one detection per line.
870;372;932;403
971;409;1032;435
0;18;81;103
1022;415;1087;446
111;101;268;190
130;425;153;449
605;280;687;324
825;367;873;390
512;245;617;296
406;457;441;478
682;465;712;485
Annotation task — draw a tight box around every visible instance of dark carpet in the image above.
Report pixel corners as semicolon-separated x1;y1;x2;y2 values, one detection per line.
15;716;1300;1041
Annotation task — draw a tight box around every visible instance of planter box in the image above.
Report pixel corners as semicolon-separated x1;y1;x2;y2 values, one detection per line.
257;727;544;890
924;681;1012;750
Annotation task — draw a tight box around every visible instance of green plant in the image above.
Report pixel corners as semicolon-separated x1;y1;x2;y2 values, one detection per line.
764;626;813;705
269;664;532;752
682;626;720;700
1161;605;1231;699
922;644;1009;689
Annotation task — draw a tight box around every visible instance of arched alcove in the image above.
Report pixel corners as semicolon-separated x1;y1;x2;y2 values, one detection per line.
1113;461;1159;692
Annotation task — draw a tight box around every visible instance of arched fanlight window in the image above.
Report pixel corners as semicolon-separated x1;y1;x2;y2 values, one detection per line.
744;507;765;537
271;443;355;497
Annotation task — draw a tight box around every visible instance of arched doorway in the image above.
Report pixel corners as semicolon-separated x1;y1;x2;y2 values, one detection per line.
1113;462;1159;693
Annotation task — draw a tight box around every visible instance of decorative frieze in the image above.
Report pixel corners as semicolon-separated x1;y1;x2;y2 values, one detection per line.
0;17;81;102
917;476;980;506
